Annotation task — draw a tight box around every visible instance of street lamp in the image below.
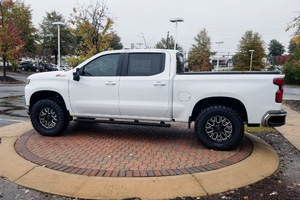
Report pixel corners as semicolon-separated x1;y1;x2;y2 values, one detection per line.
249;50;254;71
52;22;64;71
170;18;184;50
216;42;224;72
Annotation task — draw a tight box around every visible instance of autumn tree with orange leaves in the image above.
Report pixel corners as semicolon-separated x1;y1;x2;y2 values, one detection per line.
68;2;118;67
0;0;25;78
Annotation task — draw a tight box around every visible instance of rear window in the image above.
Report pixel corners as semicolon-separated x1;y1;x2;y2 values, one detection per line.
176;53;184;73
127;53;165;76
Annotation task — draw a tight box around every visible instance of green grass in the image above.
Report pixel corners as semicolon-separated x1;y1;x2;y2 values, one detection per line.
244;125;276;133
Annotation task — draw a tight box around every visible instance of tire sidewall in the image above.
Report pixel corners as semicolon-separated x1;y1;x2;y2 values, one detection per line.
195;106;244;150
30;99;65;136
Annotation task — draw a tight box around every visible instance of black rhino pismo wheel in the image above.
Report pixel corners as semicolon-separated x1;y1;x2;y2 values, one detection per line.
30;99;66;136
195;105;244;150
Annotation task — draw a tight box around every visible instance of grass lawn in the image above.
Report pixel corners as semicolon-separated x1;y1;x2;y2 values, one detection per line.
244;125;276;133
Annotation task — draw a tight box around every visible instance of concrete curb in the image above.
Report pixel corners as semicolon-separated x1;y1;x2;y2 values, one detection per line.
275;104;300;151
0;122;279;200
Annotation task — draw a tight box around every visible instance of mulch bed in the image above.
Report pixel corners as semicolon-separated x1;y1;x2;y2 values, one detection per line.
0;76;24;84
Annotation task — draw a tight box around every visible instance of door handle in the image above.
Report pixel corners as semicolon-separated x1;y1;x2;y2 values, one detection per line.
105;81;117;86
153;81;166;86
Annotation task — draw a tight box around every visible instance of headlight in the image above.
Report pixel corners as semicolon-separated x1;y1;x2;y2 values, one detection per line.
26;79;30;85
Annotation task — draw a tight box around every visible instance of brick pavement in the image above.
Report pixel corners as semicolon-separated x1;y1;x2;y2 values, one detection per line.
15;122;252;177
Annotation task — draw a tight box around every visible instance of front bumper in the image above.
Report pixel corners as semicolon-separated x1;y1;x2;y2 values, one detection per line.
262;109;287;127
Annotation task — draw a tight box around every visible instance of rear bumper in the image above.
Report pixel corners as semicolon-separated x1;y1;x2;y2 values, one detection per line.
262;110;287;127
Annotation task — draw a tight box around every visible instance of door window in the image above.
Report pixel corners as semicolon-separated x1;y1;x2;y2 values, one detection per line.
83;54;120;76
127;53;165;76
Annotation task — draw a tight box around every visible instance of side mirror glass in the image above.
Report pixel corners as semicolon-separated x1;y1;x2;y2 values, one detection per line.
73;68;80;81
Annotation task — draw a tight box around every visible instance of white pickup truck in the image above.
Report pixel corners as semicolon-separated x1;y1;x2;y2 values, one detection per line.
25;50;286;150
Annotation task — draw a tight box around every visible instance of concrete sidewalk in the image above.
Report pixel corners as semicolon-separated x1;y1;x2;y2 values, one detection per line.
276;104;300;151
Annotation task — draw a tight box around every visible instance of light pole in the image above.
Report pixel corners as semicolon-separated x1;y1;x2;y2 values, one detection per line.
52;22;64;71
216;42;224;72
249;50;254;71
170;18;184;50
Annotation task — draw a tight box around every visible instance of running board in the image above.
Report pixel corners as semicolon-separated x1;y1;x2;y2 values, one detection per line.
74;118;171;127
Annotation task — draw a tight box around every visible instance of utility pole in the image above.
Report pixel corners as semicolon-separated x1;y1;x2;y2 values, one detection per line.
249;50;254;71
141;33;147;49
52;22;64;71
166;31;170;49
170;18;184;50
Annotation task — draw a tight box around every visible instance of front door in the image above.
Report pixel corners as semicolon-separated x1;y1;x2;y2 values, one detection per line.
69;53;122;117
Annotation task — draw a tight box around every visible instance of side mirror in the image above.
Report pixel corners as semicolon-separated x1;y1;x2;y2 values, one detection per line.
73;68;80;81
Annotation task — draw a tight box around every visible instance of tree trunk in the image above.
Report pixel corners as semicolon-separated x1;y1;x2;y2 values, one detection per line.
3;56;6;78
54;53;58;65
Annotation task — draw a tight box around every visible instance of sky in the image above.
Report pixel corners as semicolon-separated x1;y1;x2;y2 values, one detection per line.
25;0;300;56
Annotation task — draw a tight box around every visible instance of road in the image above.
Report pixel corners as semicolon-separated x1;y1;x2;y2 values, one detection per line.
0;72;29;127
284;85;300;100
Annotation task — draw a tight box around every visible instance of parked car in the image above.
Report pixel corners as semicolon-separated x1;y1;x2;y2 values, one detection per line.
20;61;44;72
51;64;59;71
41;63;57;71
25;50;286;150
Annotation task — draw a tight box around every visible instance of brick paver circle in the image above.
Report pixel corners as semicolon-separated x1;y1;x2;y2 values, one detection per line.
15;122;252;177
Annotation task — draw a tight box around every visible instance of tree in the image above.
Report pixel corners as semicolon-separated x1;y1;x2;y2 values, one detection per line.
108;32;123;50
11;0;37;57
69;2;114;64
155;33;182;51
287;11;300;45
188;29;214;71
233;30;266;71
283;46;300;84
39;11;76;64
0;0;25;78
288;39;299;54
268;39;285;65
285;11;300;85
268;39;285;56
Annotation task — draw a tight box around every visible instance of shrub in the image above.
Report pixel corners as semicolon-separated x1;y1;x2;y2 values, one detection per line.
283;61;300;84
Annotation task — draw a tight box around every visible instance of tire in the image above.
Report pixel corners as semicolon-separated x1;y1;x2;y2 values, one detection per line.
195;105;244;150
35;68;40;73
30;99;66;136
21;67;25;71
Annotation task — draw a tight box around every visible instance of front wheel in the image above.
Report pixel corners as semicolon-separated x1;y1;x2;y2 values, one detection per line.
30;99;66;136
195;105;244;150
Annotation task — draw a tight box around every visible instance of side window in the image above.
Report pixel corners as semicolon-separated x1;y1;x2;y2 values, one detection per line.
176;53;184;73
127;53;165;76
83;54;120;76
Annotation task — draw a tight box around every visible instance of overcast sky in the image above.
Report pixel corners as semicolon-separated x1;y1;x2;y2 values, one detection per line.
25;0;300;55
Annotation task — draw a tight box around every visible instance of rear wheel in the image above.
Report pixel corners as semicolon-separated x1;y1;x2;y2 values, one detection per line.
195;105;244;150
30;99;66;136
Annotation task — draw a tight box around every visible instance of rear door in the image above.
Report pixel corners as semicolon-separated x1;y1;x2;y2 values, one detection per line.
119;52;171;119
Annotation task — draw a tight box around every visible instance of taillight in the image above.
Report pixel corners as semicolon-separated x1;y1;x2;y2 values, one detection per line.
273;78;284;103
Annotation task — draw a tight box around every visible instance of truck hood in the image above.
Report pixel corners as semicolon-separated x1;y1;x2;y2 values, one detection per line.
28;71;72;80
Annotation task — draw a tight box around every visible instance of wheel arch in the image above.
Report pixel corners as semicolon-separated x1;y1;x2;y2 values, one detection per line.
29;90;68;114
190;97;248;123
